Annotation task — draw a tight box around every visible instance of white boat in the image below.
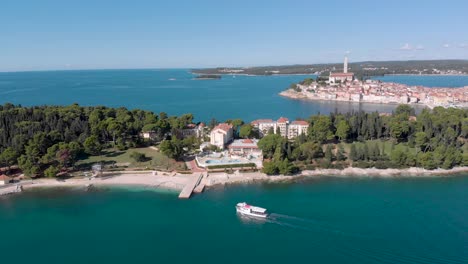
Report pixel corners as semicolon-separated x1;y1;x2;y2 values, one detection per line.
236;202;268;218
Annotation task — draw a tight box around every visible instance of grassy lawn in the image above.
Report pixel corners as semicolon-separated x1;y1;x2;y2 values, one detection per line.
340;139;415;156
76;147;186;171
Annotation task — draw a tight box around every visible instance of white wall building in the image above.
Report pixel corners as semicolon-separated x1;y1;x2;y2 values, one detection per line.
251;119;277;137
227;139;262;155
251;118;309;139
288;121;309;139
277;117;289;137
210;123;233;149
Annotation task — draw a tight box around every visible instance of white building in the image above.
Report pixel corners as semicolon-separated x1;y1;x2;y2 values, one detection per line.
210;123;233;149
277;117;289;137
329;73;355;83
288;120;309;139
251;118;309;139
251;119;277;137
227;139;262;155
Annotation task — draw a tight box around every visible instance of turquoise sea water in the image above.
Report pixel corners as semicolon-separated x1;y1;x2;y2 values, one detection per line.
4;70;467;121
1;176;467;264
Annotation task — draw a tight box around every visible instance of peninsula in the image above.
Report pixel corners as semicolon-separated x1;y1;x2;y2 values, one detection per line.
280;57;468;109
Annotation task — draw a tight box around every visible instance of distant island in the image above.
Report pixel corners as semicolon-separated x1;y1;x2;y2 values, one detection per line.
192;59;468;78
194;74;222;80
280;57;468;109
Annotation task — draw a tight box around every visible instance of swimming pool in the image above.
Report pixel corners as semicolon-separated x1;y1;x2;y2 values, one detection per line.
205;159;241;164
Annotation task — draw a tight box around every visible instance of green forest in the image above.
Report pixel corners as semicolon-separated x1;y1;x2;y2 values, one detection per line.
0;103;197;177
255;105;468;175
0;103;467;178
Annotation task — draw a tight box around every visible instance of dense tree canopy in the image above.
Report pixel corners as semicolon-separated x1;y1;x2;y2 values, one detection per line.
1;103;467;177
0;104;195;176
256;105;468;174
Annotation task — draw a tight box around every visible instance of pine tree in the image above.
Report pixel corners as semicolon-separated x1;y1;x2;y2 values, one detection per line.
337;144;346;161
363;143;369;161
325;145;334;162
350;144;358;161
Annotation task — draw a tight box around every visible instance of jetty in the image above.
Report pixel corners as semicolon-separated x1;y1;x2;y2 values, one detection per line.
0;185;23;196
178;173;205;199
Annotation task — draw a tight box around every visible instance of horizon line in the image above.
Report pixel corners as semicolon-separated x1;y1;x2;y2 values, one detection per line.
2;58;468;73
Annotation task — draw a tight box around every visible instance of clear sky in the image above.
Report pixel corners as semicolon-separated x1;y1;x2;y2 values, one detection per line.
1;0;468;71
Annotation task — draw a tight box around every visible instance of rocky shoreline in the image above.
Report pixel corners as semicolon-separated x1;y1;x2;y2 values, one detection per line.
279;89;427;107
203;166;468;189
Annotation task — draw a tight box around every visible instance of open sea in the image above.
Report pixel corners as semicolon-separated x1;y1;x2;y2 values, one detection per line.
3;70;468;122
1;70;468;263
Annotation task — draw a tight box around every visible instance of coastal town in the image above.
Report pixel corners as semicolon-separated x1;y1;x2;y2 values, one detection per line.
281;57;468;109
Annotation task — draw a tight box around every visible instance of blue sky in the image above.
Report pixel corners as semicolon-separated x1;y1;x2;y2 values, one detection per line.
1;0;468;71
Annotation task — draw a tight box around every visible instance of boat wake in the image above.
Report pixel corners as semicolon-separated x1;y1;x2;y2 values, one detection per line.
269;213;318;223
266;213;321;231
266;213;372;239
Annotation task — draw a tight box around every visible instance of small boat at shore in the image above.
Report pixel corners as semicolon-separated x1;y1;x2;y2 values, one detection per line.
236;202;268;218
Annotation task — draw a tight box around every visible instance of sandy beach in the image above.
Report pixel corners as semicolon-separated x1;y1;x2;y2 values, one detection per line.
21;171;191;192
10;166;468;195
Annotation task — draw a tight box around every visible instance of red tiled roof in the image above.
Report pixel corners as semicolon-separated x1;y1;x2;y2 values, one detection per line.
0;174;9;181
242;139;253;144
213;123;233;132
291;120;309;126
277;117;289;123
251;119;274;125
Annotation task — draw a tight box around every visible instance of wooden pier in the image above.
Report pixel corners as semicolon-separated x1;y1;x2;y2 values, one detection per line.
178;173;204;199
